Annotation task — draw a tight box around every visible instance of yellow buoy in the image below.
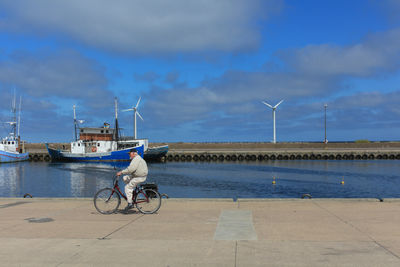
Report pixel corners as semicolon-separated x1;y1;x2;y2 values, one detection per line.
341;177;345;185
272;177;276;185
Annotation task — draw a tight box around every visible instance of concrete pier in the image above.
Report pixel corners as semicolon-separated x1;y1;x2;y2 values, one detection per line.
1;198;400;266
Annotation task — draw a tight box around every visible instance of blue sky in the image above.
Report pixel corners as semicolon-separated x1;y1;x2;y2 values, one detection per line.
1;0;400;143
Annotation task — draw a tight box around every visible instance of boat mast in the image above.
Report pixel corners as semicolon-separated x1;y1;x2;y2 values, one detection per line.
11;91;17;139
114;97;119;141
17;96;21;137
73;105;77;141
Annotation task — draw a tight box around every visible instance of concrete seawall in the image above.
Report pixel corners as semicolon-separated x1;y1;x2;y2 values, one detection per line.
166;150;400;162
24;142;400;162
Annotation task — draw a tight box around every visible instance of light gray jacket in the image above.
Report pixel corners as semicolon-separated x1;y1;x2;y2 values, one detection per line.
121;155;148;178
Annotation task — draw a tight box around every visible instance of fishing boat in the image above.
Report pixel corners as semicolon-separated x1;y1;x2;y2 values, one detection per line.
46;97;167;162
45;127;146;162
0;137;29;163
0;94;29;163
144;145;169;161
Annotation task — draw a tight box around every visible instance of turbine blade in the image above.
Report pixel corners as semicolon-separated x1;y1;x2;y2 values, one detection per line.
135;97;141;108
274;99;284;108
137;112;144;121
262;101;273;109
122;108;134;112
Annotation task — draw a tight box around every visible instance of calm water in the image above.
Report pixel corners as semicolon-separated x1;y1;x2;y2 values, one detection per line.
0;160;400;199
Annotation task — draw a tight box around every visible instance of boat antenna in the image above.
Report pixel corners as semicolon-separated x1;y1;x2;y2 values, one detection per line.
17;95;21;137
73;105;77;141
114;97;119;141
12;89;17;139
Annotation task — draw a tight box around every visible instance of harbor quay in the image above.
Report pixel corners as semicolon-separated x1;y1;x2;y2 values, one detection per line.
1;198;400;266
24;142;400;162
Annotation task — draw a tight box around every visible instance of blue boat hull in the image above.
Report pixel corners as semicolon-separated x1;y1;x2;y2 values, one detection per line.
0;150;29;163
45;144;144;162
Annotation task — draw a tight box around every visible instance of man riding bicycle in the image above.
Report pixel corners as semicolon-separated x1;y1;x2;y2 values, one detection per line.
116;148;148;211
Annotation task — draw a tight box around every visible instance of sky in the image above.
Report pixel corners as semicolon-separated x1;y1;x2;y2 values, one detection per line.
0;0;400;143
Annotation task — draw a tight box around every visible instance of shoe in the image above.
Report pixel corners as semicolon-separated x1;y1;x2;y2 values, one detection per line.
124;203;133;211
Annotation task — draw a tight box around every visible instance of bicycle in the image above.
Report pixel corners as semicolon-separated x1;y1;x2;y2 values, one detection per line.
93;175;161;214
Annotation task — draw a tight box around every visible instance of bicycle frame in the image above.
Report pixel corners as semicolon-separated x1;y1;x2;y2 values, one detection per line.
94;174;161;215
110;175;151;205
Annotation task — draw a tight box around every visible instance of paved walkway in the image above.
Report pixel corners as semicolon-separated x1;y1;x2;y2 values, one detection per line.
1;198;400;266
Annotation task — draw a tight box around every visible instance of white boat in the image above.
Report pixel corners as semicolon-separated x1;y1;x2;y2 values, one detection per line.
0;137;29;163
46;125;147;162
46;97;167;162
0;94;29;163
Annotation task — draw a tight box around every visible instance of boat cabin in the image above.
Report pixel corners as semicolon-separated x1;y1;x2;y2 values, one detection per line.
69;125;148;154
68;127;116;154
0;136;19;153
79;127;115;141
70;139;117;154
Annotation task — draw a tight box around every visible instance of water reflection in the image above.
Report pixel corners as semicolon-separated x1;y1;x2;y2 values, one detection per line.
50;162;128;197
0;163;26;197
69;164;87;197
0;160;399;198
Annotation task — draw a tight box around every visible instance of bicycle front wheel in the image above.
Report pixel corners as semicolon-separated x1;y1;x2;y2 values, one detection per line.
94;188;121;214
135;189;161;214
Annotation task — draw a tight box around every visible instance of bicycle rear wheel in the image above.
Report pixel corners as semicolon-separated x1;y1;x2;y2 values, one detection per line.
135;189;161;214
94;188;121;214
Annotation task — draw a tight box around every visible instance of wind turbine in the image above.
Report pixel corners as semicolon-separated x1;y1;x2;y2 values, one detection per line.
122;97;143;139
261;100;284;144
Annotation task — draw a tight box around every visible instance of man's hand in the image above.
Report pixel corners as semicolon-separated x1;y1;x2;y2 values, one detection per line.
123;175;130;184
116;171;122;176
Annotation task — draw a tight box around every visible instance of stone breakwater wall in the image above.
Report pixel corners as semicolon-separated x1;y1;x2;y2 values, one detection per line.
24;142;400;162
24;143;68;162
166;149;400;162
164;142;400;162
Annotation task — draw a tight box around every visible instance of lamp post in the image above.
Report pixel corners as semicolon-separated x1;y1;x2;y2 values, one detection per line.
324;104;328;144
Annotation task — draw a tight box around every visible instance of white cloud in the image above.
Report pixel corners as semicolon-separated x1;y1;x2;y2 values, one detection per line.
0;49;117;142
280;28;400;77
0;0;281;54
0;49;111;108
141;28;400;132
